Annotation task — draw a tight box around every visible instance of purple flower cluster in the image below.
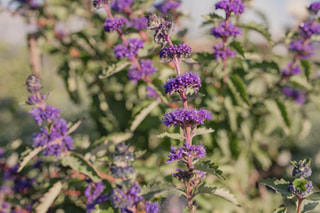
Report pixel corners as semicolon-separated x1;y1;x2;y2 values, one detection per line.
29;106;60;126
104;17;128;32
215;0;245;15
145;201;160;213
213;43;236;60
110;0;133;12
127;59;158;83
289;39;314;59
110;183;143;211
163;108;213;129
288;181;313;197
128;17;148;31
85;181;108;213
163;72;201;95
211;22;241;39
26;74;42;93
309;2;320;13
292;160;312;179
114;38;144;59
299;21;320;39
160;43;192;59
146;86;159;99
167;143;206;164
110;164;135;178
154;1;181;15
282;87;306;105
280;63;301;76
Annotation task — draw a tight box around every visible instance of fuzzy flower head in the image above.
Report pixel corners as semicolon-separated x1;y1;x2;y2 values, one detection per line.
26;74;42;93
26;93;45;105
110;164;135;178
128;17;148;30
160;43;192;59
213;43;236;60
127;59;158;83
299;21;320;39
112;143;134;162
280;63;301;76
289;180;313;197
282;87;307;105
289;39;314;59
211;22;241;39
85;182;108;213
29;105;60;126
145;201;160;213
110;0;133;12
163;72;201;95
104;17;128;32
114;38;144;60
308;2;320;14
155;0;181;15
167;143;206;164
110;183;143;211
163;108;213;129
215;0;245;15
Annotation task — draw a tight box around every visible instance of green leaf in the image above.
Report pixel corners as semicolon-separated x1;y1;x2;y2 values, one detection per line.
227;75;250;105
259;178;292;198
229;41;245;58
300;60;311;81
250;61;280;72
273;205;287;213
302;202;319;213
194;160;225;180
141;182;176;200
130;100;160;132
99;61;131;79
264;99;290;135
275;99;290;127
307;192;320;201
157;132;184;140
238;22;272;44
18;146;44;172
202;12;224;22
212;188;240;206
61;152;101;182
290;75;312;91
35;181;62;213
192;127;215;137
196;183;217;195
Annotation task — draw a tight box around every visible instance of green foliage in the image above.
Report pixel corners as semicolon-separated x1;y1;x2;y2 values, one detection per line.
35;181;62;213
194;160;225;180
259;178;292;198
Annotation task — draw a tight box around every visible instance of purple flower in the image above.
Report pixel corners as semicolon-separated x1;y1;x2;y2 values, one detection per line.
154;1;181;15
215;0;245;15
128;17;148;30
85;182;108;213
33;128;49;146
309;2;320;13
29;106;61;126
110;0;133;12
26;94;45;105
146;86;159;99
280;63;301;76
163;72;201;95
282;87;307;105
167;143;206;164
110;183;143;211
160;43;192;59
213;43;236;60
211;22;241;39
26;74;42;93
145;201;160;213
289;39;314;59
289;181;313;197
299;21;320;39
110;164;135;178
163;108;213;129
114;38;144;60
127;60;158;83
112;143;134;162
104;17;128;32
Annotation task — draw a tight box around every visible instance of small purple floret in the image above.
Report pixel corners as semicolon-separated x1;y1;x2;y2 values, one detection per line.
213;43;236;60
110;183;143;211
29;106;61;126
26;94;45;105
282;87;307;105
167;143;206;164
160;43;192;59
309;2;320;13
211;22;241;39
155;1;181;15
128;17;148;30
163;72;201;95
289;39;314;59
299;21;320;39
114;38;144;60
145;201;160;213
281;63;301;76
104;17;128;32
215;0;245;15
85;182;108;213
26;74;42;93
127;60;158;83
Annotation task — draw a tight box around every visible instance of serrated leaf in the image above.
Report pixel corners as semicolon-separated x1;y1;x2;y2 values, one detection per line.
130;100;159;132
61;152;101;182
18;147;44;172
157;132;184;140
213;188;240;206
273;205;287;213
259;178;292;198
229;41;245;58
264;99;290;135
250;61;280;72
300;60;311;81
227;75;250;105
239;22;272;44
182;58;198;64
99;61;131;79
141;182;176;200
192;127;215;137
302;202;319;213
196;183;217;195
307;192;320;201
35;181;62;213
194;160;225;180
275;99;290;127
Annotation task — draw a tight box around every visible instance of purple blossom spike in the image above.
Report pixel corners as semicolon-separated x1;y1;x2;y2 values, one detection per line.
215;0;245;15
299;21;320;39
33;128;49;146
282;87;307;105
110;164;135;178
289;39;314;59
167;143;206;164
26;74;42;93
85;182;108;213
160;43;192;59
104;17;128;32
29;106;60;126
163;72;201;95
211;22;241;39
280;63;301;76
163;108;213;129
213;43;236;60
309;2;320;13
127;60;158;83
288;181;313;197
128;17;148;30
145;201;160;213
110;0;133;12
114;38;144;60
154;1;181;15
146;86;158;99
26;94;45;105
110;183;143;211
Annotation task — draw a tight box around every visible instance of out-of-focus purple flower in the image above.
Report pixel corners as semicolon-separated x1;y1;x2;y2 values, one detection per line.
0;185;11;195
110;164;135;178
128;17;148;30
110;0;133;12
13;177;35;193
289;39;314;59
26;74;42;93
289;181;313;197
215;0;245;15
127;60;158;83
309;2;320;13
167;143;206;164
145;201;160;213
299;21;320;39
282;87;307;105
26;94;45;105
163;108;213;129
154;1;181;15
211;22;241;39
110;183;143;211
146;86;159;99
114;38;144;60
29;106;60;126
112;143;134;162
213;43;236;60
104;17;128;32
163;72;201;95
280;63;301;76
160;43;192;59
85;182;108;213
33;128;49;147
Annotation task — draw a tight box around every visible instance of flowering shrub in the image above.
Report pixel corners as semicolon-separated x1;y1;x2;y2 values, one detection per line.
2;0;320;212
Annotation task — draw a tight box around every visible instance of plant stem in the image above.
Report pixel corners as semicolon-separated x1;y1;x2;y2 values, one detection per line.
297;197;304;213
